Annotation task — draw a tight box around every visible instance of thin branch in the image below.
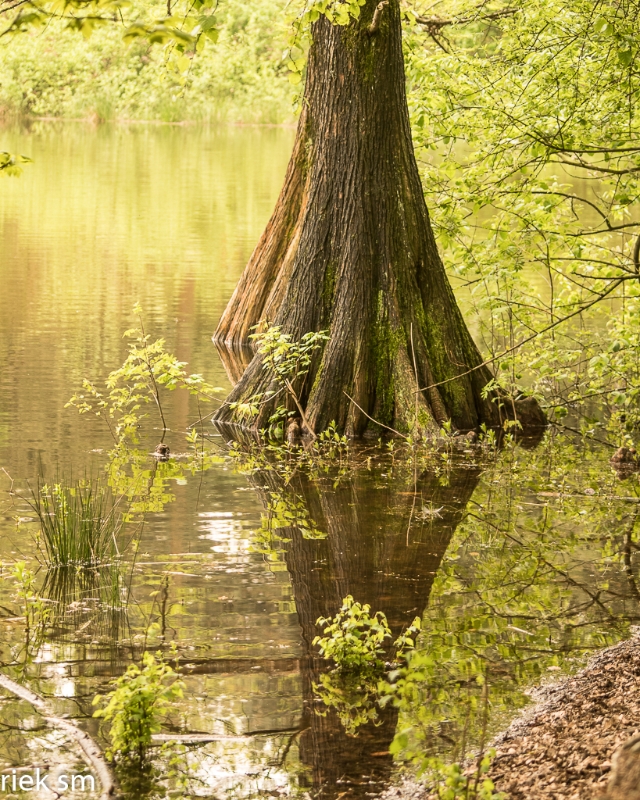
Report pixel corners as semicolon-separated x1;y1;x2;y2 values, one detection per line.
367;0;388;35
344;391;409;440
415;277;625;395
553;157;640;176
283;378;316;441
0;672;115;799
415;6;517;49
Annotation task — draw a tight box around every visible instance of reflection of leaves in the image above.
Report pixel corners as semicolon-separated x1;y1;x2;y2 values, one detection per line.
266;490;325;538
107;442;223;516
0;152;32;177
385;432;640;772
313;670;381;736
250;488;326;562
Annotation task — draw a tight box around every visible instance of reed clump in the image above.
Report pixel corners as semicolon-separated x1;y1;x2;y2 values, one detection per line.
29;480;126;568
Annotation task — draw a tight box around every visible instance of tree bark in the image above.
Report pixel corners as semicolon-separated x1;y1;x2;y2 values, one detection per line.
213;0;545;437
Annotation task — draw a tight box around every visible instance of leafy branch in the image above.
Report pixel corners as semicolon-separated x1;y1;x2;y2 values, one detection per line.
67;305;224;447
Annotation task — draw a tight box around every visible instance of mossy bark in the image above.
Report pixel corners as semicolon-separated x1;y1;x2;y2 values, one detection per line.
213;0;545;437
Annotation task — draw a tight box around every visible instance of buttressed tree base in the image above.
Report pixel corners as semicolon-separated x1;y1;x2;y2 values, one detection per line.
213;0;546;438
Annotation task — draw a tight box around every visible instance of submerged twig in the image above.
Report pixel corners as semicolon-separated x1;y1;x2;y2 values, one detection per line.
0;671;115;799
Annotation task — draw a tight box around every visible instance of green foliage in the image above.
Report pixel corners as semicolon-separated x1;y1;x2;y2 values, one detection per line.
284;0;367;84
301;433;640;788
313;595;393;671
0;151;31;175
405;0;640;439
425;753;504;800
312;596;421;734
67;305;224;447
0;0;292;123
65;309;231;521
314;596;421;671
253;488;325;554
252;325;329;387
378;431;639;780
230;325;329;433
93;650;184;764
28;478;128;567
1;0;218;65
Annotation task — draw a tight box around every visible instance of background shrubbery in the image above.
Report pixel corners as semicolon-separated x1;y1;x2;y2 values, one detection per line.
0;0;293;123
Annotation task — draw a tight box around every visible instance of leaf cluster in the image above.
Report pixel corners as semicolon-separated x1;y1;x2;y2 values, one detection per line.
67;306;223;446
93;650;185;763
0;151;31;176
405;0;640;437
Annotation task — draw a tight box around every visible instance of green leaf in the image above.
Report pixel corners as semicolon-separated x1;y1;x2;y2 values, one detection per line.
594;17;615;35
618;48;633;66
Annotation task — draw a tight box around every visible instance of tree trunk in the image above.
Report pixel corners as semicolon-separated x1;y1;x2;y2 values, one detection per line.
213;0;545;437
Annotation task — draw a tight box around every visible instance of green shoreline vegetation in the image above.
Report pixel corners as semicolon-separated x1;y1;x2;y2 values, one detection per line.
0;0;293;124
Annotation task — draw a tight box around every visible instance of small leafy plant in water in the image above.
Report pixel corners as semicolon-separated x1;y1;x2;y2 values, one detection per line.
67;304;224;447
314;595;420;671
93;650;185;764
315;595;394;671
312;596;420;734
231;325;329;438
66;306;227;518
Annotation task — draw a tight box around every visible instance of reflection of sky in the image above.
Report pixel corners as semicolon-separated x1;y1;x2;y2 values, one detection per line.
197;511;248;554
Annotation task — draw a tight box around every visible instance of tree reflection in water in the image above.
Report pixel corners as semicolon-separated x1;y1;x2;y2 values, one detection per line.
251;459;482;799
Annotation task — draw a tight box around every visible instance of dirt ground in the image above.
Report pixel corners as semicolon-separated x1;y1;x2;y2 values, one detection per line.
382;635;640;800
486;635;640;800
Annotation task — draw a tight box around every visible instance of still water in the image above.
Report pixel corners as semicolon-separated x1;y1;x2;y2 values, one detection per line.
0;122;639;799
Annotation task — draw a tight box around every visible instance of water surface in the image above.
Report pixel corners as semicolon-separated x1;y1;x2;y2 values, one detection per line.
0;122;639;799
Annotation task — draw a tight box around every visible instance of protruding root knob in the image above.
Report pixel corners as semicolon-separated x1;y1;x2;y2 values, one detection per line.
287;419;301;447
154;443;171;461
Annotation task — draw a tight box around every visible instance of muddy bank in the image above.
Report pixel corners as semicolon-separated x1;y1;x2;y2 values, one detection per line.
382;635;640;800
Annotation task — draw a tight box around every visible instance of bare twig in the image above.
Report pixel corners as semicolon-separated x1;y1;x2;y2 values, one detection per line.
344;391;409;440
283;378;317;440
415;6;517;49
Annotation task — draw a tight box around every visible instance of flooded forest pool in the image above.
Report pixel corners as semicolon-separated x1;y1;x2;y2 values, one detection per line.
0;122;639;799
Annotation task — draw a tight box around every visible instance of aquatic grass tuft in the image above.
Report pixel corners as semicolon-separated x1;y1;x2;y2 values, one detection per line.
29;479;126;568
